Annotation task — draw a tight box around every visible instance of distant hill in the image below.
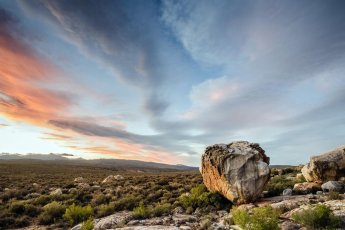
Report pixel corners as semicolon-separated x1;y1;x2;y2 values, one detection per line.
0;153;198;172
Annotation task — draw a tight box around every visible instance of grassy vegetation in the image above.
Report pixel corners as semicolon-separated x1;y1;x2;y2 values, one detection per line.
0;161;231;229
232;205;280;230
292;204;341;230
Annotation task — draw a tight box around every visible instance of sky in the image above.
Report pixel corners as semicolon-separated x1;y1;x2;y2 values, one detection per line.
0;0;345;166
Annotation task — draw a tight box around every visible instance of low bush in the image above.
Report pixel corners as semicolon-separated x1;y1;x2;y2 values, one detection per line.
113;195;141;211
292;204;341;229
328;191;341;200
38;201;65;224
178;185;230;210
24;203;40;217
9;201;26;215
91;193;109;207
232;205;280;230
95;203;114;217
34;195;52;206
64;204;93;225
265;176;295;196
151;203;171;217
81;218;94;230
133;202;151;219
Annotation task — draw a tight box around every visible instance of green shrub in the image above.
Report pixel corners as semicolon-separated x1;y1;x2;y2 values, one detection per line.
178;185;230;210
328;191;341;200
38;201;65;224
64;204;93;225
81;218;94;230
34;195;52;206
91;193;109;207
24;203;40;217
133;202;151;219
95;203;114;217
232;206;280;230
232;207;250;228
74;190;92;204
292;204;341;229
113;195;141;211
9;201;26;215
266;176;295;196
151;203;171;217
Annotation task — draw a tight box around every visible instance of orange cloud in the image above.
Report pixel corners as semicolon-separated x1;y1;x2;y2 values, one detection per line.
0;10;181;164
0;17;72;125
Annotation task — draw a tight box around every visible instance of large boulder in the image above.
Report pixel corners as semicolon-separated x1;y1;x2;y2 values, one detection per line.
302;145;345;183
201;141;270;204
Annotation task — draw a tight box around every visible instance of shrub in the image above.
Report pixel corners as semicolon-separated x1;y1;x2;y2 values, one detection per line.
151;203;171;217
95;203;114;217
24;203;40;217
133;202;151;219
64;204;93;225
232;206;280;230
34;195;52;206
9;201;26;215
74;190;92;204
113;195;141;211
232;207;250;228
178;185;230;210
328;191;341;200
91;193;109;207
38;201;65;224
265;176;295;196
292;204;341;229
81;218;94;230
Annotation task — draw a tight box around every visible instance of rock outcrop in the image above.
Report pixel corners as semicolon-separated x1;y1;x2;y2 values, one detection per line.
201;141;270;204
302;145;345;183
102;174;125;184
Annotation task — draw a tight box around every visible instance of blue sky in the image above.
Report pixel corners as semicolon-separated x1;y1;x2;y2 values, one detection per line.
0;0;345;166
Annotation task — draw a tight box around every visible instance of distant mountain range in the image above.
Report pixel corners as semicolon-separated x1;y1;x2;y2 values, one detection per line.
0;153;199;172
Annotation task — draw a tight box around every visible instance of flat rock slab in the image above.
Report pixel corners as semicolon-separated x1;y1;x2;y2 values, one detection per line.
115;226;180;230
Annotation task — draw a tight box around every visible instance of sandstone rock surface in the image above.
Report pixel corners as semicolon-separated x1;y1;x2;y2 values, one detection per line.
293;182;321;194
302;145;345;183
201;141;270;204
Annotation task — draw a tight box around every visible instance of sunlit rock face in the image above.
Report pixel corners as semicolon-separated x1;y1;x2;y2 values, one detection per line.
302;145;345;183
201;141;270;204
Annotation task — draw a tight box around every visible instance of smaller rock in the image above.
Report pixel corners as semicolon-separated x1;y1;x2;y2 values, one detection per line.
77;183;90;189
173;206;184;214
280;221;301;230
74;177;85;183
282;188;293;196
50;188;62;196
172;214;197;225
296;173;304;181
237;203;255;212
32;183;40;188
114;174;125;180
102;175;124;184
25;193;40;199
293;182;321;194
321;181;343;192
92;185;101;189
316;191;323;195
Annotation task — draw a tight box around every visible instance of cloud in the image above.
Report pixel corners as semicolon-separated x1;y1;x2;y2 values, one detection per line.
0;7;73;125
19;0;176;116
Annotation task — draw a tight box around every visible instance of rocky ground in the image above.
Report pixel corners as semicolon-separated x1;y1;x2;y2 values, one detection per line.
4;142;345;230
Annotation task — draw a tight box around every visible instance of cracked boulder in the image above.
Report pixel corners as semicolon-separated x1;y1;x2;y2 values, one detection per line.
201;141;270;204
